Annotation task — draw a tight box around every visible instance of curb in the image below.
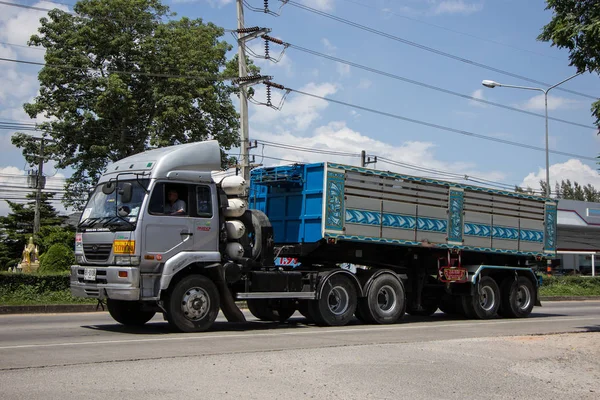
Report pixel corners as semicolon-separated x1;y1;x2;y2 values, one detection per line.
0;304;102;314
539;296;600;301
1;298;598;314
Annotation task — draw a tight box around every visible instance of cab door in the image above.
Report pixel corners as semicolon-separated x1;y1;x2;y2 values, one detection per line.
191;184;219;251
143;182;195;258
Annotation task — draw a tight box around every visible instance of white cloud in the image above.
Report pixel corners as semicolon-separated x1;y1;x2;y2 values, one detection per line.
432;1;483;15
357;79;372;90
520;159;600;192
250;82;337;130
301;0;335;12
322;38;336;52
246;39;293;77
469;89;487;107
250;121;506;184
336;62;350;77
173;0;233;6
519;94;580;112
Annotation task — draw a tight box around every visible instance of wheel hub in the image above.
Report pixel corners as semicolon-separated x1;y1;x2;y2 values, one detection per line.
181;287;210;321
479;286;495;311
377;285;397;312
328;286;349;316
516;285;532;310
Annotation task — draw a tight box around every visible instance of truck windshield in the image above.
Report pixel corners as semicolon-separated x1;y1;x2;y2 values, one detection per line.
78;179;149;231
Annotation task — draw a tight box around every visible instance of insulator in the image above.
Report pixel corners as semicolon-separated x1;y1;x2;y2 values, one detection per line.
266;85;272;106
263;35;284;45
237;26;260;34
264;81;285;90
264;38;270;59
264;0;269;11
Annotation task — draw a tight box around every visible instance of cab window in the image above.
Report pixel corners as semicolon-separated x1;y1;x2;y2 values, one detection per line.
196;186;213;218
148;183;189;216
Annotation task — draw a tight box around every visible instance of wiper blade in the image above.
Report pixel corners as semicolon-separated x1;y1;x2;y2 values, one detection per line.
78;217;101;229
102;215;135;230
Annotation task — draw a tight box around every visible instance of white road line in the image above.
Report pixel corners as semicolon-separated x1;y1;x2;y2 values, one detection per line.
0;316;597;351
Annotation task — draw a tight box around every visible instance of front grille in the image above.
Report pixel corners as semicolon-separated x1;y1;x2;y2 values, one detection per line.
83;243;112;262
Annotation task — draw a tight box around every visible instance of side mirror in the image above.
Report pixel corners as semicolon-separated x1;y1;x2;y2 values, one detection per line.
119;183;133;203
102;181;116;195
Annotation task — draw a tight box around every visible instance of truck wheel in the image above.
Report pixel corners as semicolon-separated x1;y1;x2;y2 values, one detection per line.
462;276;500;319
107;299;156;326
499;277;535;318
247;299;296;322
310;274;357;326
359;274;406;324
166;274;220;333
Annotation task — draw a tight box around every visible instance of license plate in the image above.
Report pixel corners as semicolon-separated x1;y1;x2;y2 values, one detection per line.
439;267;468;282
84;268;96;281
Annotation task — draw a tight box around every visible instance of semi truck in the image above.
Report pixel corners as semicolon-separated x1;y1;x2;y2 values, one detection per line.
70;140;556;332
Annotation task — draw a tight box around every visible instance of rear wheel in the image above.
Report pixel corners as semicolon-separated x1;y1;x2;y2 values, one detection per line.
247;299;296;322
499;277;535;318
462;276;500;319
107;299;155;326
310;274;357;326
166;274;220;333
357;274;405;324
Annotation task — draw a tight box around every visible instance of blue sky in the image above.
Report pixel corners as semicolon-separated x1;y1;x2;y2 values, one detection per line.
1;0;599;215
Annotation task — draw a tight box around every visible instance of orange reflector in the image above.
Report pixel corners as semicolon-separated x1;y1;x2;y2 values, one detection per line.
144;255;155;260
118;271;128;278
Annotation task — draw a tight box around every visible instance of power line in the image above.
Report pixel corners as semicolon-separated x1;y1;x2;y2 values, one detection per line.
283;0;598;101
338;0;565;62
278;86;597;161
286;44;595;131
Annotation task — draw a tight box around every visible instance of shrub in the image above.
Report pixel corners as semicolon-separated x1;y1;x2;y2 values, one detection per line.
39;244;75;273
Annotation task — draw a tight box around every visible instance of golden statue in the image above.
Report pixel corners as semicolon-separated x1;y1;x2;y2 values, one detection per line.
18;237;40;273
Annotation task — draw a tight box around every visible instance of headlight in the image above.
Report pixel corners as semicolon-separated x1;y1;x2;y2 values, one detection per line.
114;256;141;266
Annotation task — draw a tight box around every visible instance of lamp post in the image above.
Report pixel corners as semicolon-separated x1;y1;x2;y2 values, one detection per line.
481;72;582;197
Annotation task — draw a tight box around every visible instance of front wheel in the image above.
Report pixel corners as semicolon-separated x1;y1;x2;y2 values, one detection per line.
499;277;535;318
107;299;156;327
166;274;220;333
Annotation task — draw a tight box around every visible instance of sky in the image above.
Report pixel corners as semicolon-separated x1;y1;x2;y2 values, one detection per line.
1;0;599;216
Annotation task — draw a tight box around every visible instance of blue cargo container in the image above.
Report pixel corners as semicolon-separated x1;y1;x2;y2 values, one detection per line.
250;162;557;258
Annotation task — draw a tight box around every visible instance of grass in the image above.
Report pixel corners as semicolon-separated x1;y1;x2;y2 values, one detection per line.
538;276;600;297
0;287;96;306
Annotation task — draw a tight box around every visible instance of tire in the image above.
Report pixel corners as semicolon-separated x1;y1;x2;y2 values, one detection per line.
107;299;155;326
358;274;406;324
499;277;535;318
238;210;270;260
166;274;220;333
247;299;296;322
310;274;358;326
462;276;500;319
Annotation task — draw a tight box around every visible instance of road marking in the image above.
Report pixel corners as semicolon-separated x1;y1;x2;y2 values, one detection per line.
0;316;597;351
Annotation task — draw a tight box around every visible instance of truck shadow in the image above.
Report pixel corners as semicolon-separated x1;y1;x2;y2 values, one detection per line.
81;311;568;335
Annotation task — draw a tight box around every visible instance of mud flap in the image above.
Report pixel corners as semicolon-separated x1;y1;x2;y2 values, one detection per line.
214;264;246;323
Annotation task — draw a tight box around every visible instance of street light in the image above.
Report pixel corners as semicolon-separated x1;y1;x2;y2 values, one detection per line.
481;72;583;197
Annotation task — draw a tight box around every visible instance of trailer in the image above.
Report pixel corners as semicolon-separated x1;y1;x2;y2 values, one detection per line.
70;141;556;332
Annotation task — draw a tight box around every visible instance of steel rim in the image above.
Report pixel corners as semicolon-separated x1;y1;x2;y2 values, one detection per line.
479;285;496;311
516;285;532;310
181;287;210;321
328;286;350;316
377;285;397;313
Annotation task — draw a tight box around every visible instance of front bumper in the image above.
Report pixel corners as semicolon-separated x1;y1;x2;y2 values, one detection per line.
70;265;140;301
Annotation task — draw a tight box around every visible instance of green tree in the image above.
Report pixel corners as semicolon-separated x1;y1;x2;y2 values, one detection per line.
538;0;600;125
14;0;245;209
39;243;75;273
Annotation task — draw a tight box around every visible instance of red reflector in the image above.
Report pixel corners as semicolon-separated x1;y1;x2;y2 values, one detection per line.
118;271;128;278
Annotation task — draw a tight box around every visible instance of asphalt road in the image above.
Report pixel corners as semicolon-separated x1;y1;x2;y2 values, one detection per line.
1;301;599;399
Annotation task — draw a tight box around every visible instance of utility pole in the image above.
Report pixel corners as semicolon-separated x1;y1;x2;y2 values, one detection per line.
237;0;250;183
361;150;377;168
32;137;46;235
